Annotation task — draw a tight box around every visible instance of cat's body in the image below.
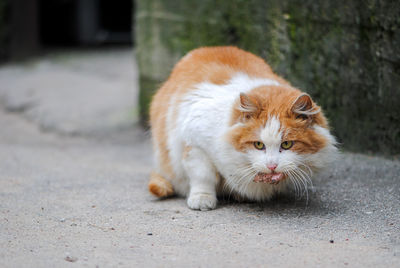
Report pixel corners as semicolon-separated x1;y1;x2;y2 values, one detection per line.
149;46;337;210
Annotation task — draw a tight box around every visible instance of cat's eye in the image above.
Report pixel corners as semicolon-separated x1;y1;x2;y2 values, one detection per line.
281;141;294;150
254;141;265;150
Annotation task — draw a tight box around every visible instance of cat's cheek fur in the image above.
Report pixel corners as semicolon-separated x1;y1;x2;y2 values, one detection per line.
303;125;338;171
247;150;269;173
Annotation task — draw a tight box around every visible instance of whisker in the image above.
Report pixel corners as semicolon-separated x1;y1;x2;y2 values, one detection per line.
291;169;308;201
296;168;314;191
286;170;301;198
223;165;258;199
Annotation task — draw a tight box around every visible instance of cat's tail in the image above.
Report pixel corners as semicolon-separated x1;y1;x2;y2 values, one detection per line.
148;172;174;198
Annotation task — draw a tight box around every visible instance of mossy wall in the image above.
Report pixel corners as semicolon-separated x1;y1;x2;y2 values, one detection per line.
135;0;400;155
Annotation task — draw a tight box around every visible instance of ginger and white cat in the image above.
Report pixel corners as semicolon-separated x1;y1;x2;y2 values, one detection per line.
148;46;337;210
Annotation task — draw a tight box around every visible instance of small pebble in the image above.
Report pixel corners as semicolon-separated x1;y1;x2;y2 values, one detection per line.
65;255;78;262
330;240;334;243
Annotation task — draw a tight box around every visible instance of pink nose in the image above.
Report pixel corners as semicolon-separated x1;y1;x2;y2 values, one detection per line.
267;164;277;171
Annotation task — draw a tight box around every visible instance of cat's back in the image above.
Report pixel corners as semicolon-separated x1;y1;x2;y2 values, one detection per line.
150;46;287;124
168;46;284;86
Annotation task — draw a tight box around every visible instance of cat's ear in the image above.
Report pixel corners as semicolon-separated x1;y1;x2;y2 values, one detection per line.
291;93;320;121
239;93;257;112
237;93;259;120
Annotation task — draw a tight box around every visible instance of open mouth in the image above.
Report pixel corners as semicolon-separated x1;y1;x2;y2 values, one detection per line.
253;172;285;184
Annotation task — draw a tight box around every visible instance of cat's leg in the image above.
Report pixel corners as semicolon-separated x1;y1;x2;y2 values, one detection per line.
182;146;219;211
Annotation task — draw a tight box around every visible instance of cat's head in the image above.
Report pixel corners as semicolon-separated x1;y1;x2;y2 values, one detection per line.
227;86;337;192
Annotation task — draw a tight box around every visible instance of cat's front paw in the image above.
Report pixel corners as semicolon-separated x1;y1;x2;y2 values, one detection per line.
187;192;217;211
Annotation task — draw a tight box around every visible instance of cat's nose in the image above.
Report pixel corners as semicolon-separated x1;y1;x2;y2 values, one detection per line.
267;164;277;171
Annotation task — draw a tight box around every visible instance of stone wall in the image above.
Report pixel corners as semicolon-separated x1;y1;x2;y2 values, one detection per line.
135;0;400;155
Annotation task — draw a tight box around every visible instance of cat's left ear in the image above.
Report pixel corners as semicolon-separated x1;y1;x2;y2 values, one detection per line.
238;93;258;113
237;92;260;119
232;93;260;122
291;93;320;121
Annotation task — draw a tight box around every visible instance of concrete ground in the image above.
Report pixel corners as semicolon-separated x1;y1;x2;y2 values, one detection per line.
0;48;399;268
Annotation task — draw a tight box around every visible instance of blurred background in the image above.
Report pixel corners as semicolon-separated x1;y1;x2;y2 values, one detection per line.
0;0;399;155
0;0;133;59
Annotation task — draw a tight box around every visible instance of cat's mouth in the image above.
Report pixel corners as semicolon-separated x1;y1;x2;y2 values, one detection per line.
253;172;285;184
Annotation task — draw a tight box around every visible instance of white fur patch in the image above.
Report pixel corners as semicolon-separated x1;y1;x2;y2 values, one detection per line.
260;116;282;147
228;72;280;90
303;125;338;170
178;73;282;145
247;116;284;174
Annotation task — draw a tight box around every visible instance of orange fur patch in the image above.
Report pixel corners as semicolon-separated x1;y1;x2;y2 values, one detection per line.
182;145;192;159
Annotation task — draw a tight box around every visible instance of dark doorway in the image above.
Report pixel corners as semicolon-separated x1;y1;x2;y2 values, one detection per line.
3;0;134;61
39;0;133;46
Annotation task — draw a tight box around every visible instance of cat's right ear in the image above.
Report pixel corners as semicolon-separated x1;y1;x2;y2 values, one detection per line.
291;93;320;121
237;93;258;120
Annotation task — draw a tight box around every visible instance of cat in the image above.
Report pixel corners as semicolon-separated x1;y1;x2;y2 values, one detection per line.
148;46;337;210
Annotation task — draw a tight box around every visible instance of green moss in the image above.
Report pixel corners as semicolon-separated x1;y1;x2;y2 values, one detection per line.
138;75;161;125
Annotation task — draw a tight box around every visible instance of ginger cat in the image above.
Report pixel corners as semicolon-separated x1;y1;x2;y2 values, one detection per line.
148;46;337;210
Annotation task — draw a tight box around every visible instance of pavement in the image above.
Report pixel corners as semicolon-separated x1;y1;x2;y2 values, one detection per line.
0;48;399;268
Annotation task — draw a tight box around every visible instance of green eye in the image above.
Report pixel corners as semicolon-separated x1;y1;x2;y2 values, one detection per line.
281;141;294;150
254;141;265;150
